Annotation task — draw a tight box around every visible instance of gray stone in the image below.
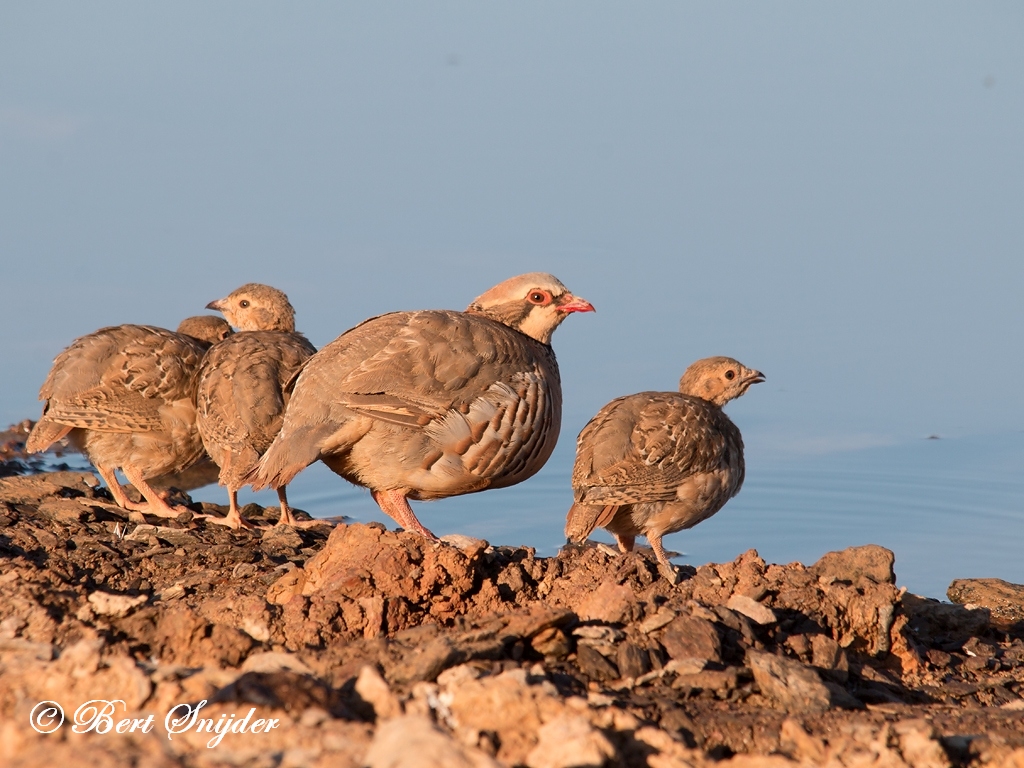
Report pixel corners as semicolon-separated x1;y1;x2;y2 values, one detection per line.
811;634;849;682
811;545;895;585
576;643;619;681
659;616;721;663
748;650;859;712
387;636;459;685
260;524;304;555
948;578;1024;626
727;594;777;625
525;715;616;768
616;642;651;679
124;524;198;547
365;715;500;768
440;534;489;560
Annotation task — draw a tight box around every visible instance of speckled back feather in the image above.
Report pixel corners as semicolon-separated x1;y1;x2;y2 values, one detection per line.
29;325;209;443
196;330;316;488
571;392;744;506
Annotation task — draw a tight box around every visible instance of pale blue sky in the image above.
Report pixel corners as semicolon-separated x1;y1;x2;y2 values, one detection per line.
3;3;1023;462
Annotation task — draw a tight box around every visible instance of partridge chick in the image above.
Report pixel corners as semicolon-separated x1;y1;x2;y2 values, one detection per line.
565;357;764;571
25;316;232;516
176;315;234;345
198;284;317;528
249;273;594;538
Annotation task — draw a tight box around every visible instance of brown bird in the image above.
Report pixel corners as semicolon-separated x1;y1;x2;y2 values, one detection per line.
565;356;764;572
25;316;233;517
176;315;235;345
248;273;594;538
197;283;317;529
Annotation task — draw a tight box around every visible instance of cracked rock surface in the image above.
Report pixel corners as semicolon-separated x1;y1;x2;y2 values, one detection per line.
1;467;1024;767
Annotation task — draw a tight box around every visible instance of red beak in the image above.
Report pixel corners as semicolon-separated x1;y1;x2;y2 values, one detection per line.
558;294;596;314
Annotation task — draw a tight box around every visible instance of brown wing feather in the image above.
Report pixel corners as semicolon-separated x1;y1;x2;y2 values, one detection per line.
572;392;739;505
300;310;555;426
196;331;316;484
37;325;207;433
251;309;562;492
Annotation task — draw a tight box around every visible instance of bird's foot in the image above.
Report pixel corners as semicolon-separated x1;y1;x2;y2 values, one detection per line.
135;503;192;520
398;522;438;540
372;489;437;540
647;536;682;585
393;524;438;540
273;505;331;529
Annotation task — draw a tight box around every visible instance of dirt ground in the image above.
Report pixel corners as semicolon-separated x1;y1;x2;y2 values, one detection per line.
1;424;1023;767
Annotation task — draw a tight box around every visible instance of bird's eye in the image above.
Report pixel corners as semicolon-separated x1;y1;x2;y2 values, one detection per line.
239;300;250;308
528;290;550;305
725;370;736;380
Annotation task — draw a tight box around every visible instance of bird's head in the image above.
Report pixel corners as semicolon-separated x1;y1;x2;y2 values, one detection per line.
466;272;595;344
176;315;234;345
678;356;765;407
207;283;297;332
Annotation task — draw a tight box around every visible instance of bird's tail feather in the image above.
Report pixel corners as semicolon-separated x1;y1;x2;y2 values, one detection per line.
245;423;336;491
25;419;72;454
564;502;618;543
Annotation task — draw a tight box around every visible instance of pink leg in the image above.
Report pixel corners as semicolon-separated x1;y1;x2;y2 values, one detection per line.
614;532;636;553
274;487;329;528
275;486;297;527
94;464;138;511
121;465;189;519
371;489;437;540
647;533;673;569
647;533;681;583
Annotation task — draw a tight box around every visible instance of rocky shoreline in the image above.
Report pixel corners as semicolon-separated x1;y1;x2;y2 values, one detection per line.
1;428;1024;766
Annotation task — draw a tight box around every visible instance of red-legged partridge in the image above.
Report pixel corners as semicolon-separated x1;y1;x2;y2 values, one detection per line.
198;284;317;529
25;316;233;517
566;356;764;573
249;273;594;538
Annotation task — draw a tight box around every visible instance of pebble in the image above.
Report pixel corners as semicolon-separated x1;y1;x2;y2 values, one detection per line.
727;593;777;625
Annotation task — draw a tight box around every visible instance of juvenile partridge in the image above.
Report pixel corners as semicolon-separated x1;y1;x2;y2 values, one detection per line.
565;357;764;570
198;284;316;528
25;316;233;516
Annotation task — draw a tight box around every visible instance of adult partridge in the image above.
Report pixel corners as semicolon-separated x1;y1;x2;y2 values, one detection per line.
249;273;594;538
197;284;317;529
565;357;764;571
25;316;233;516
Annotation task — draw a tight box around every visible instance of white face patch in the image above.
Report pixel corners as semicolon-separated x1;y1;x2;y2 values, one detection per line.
515;305;564;345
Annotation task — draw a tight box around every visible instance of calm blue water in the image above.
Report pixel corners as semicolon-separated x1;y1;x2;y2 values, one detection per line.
189;431;1024;600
